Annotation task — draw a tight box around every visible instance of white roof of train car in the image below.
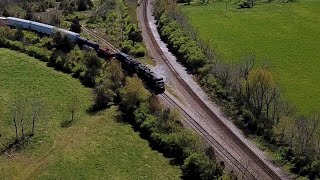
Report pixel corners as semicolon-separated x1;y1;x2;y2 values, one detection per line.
56;28;79;36
7;17;31;23
30;21;54;29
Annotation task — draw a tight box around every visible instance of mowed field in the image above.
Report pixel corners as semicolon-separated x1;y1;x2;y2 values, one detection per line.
0;48;181;179
181;0;320;114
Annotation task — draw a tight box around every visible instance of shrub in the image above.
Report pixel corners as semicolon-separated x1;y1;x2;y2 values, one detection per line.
130;43;146;57
182;152;223;180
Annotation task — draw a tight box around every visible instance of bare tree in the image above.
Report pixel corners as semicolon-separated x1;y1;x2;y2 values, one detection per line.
12;98;27;140
294;115;320;155
68;96;79;122
12;111;19;142
31;98;44;136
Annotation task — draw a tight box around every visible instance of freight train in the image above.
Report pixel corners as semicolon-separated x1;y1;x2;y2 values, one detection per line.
0;16;165;94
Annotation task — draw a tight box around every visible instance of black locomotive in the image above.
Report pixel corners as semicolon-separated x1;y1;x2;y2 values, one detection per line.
115;52;165;94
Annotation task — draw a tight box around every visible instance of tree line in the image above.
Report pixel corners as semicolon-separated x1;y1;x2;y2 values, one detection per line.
154;0;320;178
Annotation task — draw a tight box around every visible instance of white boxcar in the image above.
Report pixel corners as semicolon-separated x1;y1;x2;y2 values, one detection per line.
55;28;80;42
30;21;54;35
7;17;31;29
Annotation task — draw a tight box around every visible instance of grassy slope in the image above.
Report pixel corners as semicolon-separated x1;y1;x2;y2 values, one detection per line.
0;48;181;179
181;0;320;114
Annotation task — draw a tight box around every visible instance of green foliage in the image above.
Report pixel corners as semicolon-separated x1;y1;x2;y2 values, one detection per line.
52;32;74;52
182;152;223;180
94;60;125;109
120;75;151;113
130;43;146;57
25;46;51;62
158;14;206;72
70;16;82;33
14;28;24;42
82;51;103;86
77;0;93;11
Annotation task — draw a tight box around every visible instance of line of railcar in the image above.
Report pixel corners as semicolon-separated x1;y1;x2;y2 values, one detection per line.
0;16;165;94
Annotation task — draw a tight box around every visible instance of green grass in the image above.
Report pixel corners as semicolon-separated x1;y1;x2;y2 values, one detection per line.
0;48;181;179
181;0;320;114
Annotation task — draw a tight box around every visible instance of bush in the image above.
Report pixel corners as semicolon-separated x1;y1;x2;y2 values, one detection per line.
182;152;223;180
130;43;146;57
26;46;51;62
120;40;133;54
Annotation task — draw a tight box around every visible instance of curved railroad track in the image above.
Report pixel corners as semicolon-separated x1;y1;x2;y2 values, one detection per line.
139;0;284;179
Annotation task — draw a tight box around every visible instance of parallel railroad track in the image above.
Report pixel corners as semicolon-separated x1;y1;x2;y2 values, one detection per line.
140;0;282;179
160;93;256;179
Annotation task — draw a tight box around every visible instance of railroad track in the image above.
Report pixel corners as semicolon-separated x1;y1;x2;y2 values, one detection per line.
81;25;119;53
139;0;283;179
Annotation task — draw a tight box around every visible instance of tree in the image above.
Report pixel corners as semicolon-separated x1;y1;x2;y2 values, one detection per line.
120;75;151;113
245;67;275;119
68;96;80;123
273;116;294;145
12;109;19;142
182;152;223;180
12;97;27;140
14;28;24;41
2;9;10;17
94;60;124;108
83;51;102;86
31;98;44;136
70;16;81;33
78;0;92;11
294;116;320;155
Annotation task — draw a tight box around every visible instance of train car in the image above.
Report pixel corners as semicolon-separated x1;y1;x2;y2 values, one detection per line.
115;51;165;94
55;28;80;42
0;17;6;26
78;37;100;51
115;52;130;63
98;48;114;58
7;17;31;29
29;21;54;35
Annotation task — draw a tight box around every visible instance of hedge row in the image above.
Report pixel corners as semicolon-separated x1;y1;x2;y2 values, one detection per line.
0;38;51;62
157;14;206;73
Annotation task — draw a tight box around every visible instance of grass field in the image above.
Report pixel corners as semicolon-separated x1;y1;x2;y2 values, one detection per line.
0;48;181;179
181;0;320;114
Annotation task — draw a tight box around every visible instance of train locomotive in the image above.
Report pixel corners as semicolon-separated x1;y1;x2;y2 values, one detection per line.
0;16;165;94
